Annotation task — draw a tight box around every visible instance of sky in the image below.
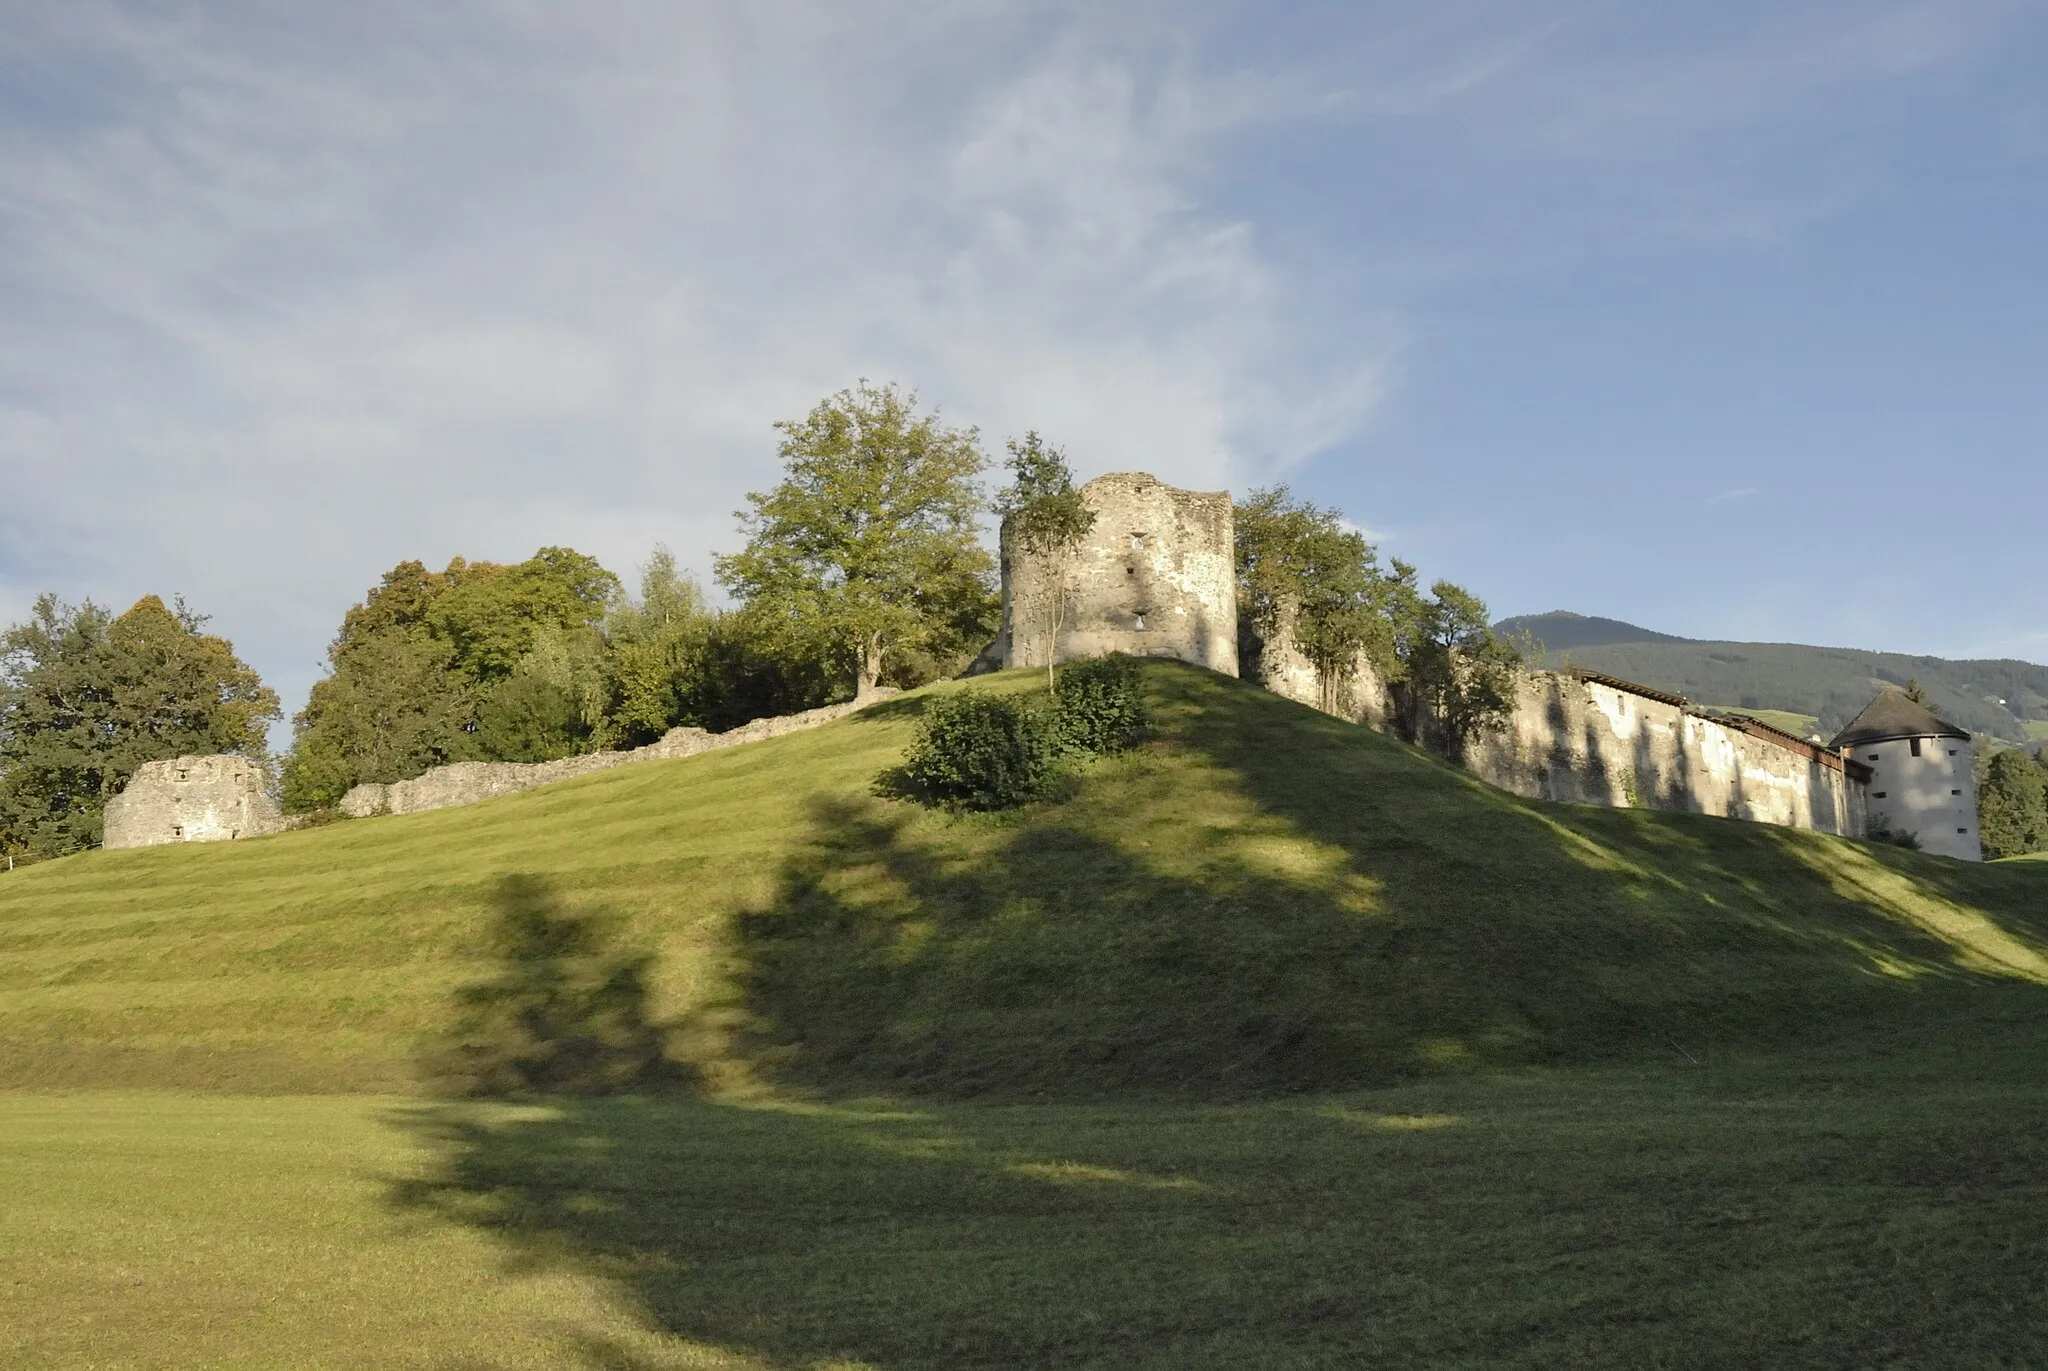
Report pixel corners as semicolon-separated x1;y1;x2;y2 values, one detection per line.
4;0;2045;732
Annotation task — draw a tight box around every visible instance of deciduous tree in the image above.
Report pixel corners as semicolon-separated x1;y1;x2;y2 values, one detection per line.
716;381;995;699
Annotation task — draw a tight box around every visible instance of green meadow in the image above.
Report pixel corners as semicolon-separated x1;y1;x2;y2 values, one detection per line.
4;663;2046;1368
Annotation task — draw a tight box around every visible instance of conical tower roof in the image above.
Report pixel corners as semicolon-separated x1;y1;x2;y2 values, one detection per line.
1829;688;1970;750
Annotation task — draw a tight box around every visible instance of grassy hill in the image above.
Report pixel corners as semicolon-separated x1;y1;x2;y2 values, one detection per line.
5;661;2048;1368
1496;611;2048;744
4;660;2043;1096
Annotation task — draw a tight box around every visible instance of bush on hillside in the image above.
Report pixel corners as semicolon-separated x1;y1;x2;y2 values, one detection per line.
1052;654;1146;756
898;692;1060;811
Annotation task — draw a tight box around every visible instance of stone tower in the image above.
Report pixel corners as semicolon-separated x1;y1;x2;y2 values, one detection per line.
999;471;1237;675
1830;689;1980;860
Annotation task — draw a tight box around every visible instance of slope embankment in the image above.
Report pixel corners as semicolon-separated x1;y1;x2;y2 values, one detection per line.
1;662;2042;1096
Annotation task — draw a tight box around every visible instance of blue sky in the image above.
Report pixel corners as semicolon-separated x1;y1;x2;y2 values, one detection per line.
3;0;2044;728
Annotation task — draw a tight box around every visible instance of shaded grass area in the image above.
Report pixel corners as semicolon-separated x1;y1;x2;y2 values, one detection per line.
7;1047;2048;1370
724;665;2048;1094
2;663;2045;1096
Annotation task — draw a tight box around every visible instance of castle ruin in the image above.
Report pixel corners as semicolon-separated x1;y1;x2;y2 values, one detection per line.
101;473;1977;857
999;472;1237;676
101;755;282;849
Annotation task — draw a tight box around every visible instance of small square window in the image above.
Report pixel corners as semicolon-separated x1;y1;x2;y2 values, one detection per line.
1948;749;1958;756
1952;789;1961;796
1868;754;1880;761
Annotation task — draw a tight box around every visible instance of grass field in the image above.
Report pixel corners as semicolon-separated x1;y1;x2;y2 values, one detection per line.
2025;718;2048;743
9;1041;2048;1370
1703;704;1823;738
4;663;2046;1366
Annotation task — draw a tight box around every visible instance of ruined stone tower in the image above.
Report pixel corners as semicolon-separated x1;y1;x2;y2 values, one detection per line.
101;754;282;849
999;471;1237;675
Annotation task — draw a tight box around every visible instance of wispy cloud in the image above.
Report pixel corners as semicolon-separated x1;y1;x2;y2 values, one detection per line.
0;0;2030;719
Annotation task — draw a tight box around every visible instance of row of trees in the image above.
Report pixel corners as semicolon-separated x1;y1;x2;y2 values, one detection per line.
3;380;1515;856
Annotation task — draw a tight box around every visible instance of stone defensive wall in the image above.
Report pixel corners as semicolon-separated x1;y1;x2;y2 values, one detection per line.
1000;471;1238;676
1461;668;1869;836
337;694;890;819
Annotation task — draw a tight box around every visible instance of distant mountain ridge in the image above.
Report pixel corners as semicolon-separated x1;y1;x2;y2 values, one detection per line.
1492;612;2048;746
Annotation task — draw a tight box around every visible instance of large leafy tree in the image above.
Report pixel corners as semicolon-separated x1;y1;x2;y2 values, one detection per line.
283;549;621;810
993;432;1095;691
0;594;279;858
716;381;996;699
1235;486;1392;712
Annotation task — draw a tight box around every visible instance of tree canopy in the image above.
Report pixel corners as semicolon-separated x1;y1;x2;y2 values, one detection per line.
715;381;997;699
0;594;279;858
1978;747;2048;860
1235;486;1392;712
283;549;622;810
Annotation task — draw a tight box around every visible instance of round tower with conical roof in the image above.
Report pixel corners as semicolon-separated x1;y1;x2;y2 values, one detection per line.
1830;688;1980;860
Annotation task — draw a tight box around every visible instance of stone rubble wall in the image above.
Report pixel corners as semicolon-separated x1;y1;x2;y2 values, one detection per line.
1249;597;1394;733
102;755;284;850
1000;471;1238;676
337;693;893;819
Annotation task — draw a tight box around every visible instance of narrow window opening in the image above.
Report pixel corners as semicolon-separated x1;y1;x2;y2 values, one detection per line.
177;769;188;781
1910;738;1922;757
1952;789;1962;796
1873;792;1887;799
1948;749;1958;756
1135;614;1147;630
1129;534;1143;550
1958;827;1968;835
1867;753;1880;761
171;826;183;839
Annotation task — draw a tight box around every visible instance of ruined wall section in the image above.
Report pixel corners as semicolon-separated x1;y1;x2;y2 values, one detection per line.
1001;472;1237;676
338;694;892;819
102;755;283;849
1456;670;1867;837
1250;597;1393;731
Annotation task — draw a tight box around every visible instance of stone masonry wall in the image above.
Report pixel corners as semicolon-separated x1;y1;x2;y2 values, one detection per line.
338;693;893;819
1251;596;1394;732
1000;472;1238;676
103;755;283;849
1458;670;1868;836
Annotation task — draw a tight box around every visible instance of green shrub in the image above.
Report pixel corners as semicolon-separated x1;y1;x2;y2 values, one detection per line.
900;692;1059;811
1053;654;1146;756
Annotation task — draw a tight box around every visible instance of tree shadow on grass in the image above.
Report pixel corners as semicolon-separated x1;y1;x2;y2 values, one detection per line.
387;667;2048;1369
418;873;692;1098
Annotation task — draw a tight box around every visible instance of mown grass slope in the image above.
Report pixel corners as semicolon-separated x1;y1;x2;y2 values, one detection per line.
2;661;2042;1096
